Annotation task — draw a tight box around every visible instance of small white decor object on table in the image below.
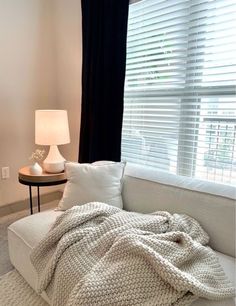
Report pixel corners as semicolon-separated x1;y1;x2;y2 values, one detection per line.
29;149;45;175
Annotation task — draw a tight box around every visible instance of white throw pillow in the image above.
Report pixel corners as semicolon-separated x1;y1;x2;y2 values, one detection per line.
58;161;126;210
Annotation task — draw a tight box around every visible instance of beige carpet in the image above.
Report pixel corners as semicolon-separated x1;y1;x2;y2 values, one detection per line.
0;269;48;306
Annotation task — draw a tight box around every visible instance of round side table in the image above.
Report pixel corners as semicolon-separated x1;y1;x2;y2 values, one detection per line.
18;166;67;214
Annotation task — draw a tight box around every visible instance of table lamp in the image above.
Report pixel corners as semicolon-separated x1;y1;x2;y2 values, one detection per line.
35;110;70;173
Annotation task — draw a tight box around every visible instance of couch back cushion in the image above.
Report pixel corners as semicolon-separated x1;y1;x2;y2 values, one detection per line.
122;164;235;257
58;162;125;210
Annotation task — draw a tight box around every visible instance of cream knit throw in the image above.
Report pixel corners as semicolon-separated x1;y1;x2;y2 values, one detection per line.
30;202;235;306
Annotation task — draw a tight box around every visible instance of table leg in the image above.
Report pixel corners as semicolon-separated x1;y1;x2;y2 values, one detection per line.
29;186;33;215
37;186;40;212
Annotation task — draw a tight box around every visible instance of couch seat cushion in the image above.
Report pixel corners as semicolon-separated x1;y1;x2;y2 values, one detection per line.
8;209;63;304
8;209;63;248
8;209;235;306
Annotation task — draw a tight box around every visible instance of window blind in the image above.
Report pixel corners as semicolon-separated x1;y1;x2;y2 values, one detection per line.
122;0;236;185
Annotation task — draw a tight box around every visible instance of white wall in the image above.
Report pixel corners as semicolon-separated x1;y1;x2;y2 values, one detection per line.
52;0;82;162
0;0;82;207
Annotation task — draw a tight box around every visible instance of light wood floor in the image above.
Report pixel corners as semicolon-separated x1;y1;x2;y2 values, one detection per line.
0;201;58;276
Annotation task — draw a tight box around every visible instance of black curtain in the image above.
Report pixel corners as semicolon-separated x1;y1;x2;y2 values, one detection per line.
79;0;130;163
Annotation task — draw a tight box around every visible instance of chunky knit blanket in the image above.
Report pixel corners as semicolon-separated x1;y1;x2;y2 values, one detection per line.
30;202;235;306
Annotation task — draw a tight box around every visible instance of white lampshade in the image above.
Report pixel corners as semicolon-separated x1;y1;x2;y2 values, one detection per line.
35;110;70;145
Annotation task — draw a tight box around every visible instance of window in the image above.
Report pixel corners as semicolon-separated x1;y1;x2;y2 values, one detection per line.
121;0;236;185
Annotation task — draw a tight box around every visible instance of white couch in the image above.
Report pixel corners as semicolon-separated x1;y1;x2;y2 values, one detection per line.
8;164;236;305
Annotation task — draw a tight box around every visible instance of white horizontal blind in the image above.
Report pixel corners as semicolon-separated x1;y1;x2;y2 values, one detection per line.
122;0;236;185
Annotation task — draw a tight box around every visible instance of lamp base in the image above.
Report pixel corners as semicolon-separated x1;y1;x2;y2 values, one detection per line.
43;145;66;173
